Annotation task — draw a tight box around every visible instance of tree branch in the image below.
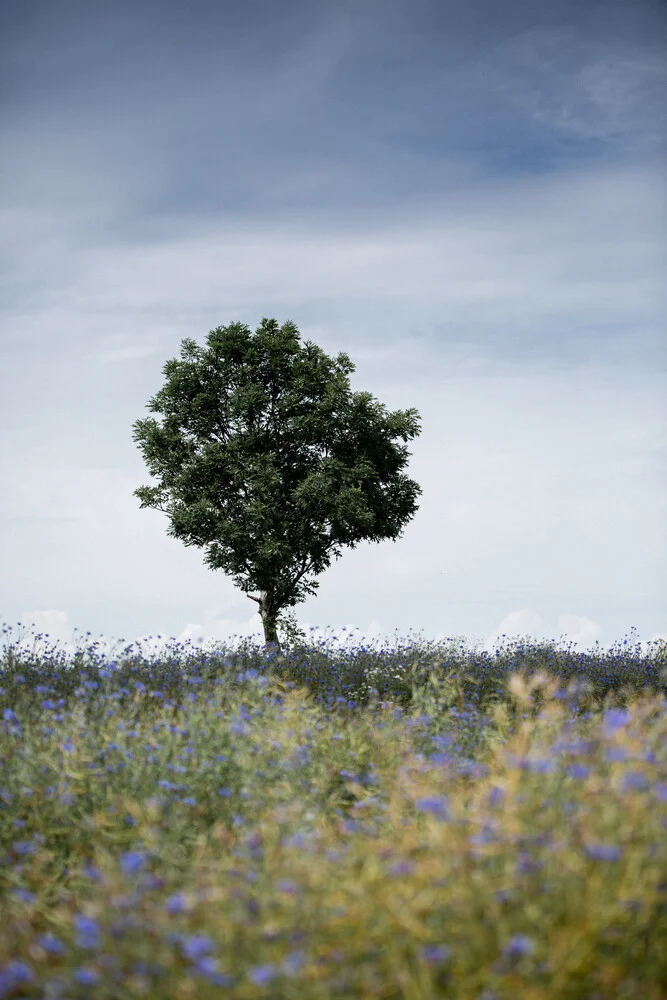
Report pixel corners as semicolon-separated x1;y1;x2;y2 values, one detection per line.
284;539;335;593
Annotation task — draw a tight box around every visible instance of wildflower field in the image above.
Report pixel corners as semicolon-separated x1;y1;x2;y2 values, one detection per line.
0;621;665;999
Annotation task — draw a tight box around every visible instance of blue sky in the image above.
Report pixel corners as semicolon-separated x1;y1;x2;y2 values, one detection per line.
1;0;665;663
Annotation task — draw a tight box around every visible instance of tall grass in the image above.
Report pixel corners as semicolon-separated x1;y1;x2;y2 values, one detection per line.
0;621;665;998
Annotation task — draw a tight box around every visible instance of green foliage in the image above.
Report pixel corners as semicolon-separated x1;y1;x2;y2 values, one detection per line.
274;607;309;650
131;318;422;643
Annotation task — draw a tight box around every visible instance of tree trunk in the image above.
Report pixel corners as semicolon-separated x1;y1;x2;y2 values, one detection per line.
247;589;281;656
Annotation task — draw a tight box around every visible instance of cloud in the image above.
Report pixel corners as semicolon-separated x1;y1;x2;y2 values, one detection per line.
1;0;664;660
8;606;665;668
3;159;663;374
483;22;667;145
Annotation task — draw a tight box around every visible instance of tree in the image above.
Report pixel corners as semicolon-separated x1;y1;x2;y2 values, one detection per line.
131;318;422;656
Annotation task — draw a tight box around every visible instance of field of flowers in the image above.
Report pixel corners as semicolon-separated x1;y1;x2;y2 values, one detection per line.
0;622;665;999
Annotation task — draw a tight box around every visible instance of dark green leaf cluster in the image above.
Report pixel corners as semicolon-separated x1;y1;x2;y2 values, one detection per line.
131;318;422;632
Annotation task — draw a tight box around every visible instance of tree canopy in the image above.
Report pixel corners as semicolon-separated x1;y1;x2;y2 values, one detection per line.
131;318;422;652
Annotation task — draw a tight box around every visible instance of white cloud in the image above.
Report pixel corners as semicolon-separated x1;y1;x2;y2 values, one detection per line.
9;606;665;669
1;1;664;665
485;24;667;144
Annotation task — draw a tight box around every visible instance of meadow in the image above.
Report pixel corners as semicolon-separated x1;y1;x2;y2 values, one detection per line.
0;620;665;999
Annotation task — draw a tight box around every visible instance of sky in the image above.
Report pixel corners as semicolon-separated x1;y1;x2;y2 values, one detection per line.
1;0;666;666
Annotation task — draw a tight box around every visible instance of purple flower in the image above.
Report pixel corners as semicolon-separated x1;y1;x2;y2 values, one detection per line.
120;850;147;876
503;934;535;957
415;795;450;820
0;960;36;994
11;888;36;904
74;914;102;950
585;843;622;862
276;879;299;893
422;944;452;964
487;786;505;808
12;840;38;856
494;889;513;904
621;772;649;792
249;963;279;986
525;757;556;774
603;708;630;736
389;860;416;876
181;935;215;961
82;862;103;882
283;832;312;849
165;892;189;914
38;933;67;956
194;957;219;975
73;967;101;985
195;957;235;985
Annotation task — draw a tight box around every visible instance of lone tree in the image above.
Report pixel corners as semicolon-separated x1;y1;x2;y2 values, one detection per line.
131;318;422;656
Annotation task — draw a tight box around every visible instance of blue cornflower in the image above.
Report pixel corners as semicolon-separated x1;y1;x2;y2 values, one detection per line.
12;840;38;856
415;795;450;820
603;708;630;736
181;935;215;962
621;772;649;792
195;957;235;985
248;963;279;986
11;888;36;904
524;757;556;774
165;892;189;914
503;935;535;957
82;862;103;882
389;860;416;876
120;850;147;876
585;843;622;862
422;944;452;964
0;960;36;995
38;933;67;956
276;879;299;893
487;786;505;807
74;914;102;950
73;967;101;985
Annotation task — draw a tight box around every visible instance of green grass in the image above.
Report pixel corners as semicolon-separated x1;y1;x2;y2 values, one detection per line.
0;621;665;999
